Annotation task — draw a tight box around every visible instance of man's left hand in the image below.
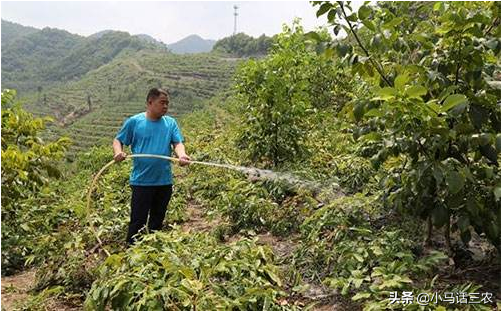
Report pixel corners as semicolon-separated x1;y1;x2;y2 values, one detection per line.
178;154;191;166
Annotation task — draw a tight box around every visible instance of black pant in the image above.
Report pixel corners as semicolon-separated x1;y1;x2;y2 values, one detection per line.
127;185;173;245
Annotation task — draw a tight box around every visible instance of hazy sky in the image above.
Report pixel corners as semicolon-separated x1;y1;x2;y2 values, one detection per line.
0;1;345;44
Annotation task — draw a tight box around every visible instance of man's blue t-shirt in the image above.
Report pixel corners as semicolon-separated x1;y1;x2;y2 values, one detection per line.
115;113;184;186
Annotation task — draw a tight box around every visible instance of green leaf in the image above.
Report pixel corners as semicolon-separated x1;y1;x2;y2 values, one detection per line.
316;3;332;17
446;170;465;194
335;43;350;57
383;17;402;29
426;102;441;114
352;292;371;301
353;278;364;288
333;25;341;36
433;164;444;185
450;103;467;116
362;20;376;31
433;2;444;11
353;253;364;262
363;61;375;77
292;284;310;293
265;266;282;286
353;102;365;122
361;132;382;142
468;105;488;130
374;87;398;100
341;24;351;35
496;134;500;152
460;166;475;183
476;133;491;146
405;85;428;98
181;278;203;292
442;94;469;112
480;144;498;163
394;74;409;91
358;5;372;20
305;31;321;42
110;280;128;297
263;296;271;310
457;215;470;232
92;287;101;301
323;47;335;59
370;34;381;49
341;283;350;295
45;163;61;178
364;108;383;118
349;53;359;65
460;230;471;244
327;9;337;23
371;245;383;256
494;187;501;201
432;204;449;227
346;13;358;22
179;267;196;279
20;223;30;232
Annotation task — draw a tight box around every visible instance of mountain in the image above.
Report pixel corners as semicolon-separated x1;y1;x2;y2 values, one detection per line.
47;31;168;81
133;34;166;48
88;30;115;39
166;34;216;54
1;20;39;46
2;25;167;94
90;32;166;49
2;26;84;92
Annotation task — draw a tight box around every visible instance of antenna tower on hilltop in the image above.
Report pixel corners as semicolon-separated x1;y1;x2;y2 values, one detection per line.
233;5;239;35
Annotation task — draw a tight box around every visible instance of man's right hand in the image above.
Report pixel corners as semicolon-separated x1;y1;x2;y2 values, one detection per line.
113;152;127;162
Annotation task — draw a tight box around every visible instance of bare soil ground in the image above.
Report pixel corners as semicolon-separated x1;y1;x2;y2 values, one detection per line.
1;269;36;310
1;268;81;311
181;202;221;233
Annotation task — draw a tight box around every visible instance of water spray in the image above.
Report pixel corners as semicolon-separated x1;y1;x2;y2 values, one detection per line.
86;154;343;256
86;154;268;256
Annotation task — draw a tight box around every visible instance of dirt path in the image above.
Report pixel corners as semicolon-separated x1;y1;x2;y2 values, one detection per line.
180;201;301;262
1;269;36;310
128;58;157;76
1;269;81;311
255;232;300;260
180;202;221;233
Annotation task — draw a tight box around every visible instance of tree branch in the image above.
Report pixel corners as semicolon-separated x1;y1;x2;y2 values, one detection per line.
338;2;392;87
416;138;433;160
454;34;462;86
484;17;500;37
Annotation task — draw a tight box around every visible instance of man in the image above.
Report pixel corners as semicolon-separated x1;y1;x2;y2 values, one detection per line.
113;88;191;245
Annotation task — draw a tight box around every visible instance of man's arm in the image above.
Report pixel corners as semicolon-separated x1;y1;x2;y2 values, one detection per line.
173;142;191;166
112;138;127;162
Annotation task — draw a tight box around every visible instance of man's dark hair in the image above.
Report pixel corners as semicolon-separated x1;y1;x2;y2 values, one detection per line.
146;88;169;103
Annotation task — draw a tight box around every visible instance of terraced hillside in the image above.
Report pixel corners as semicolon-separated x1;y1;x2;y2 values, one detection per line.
58;98;195;160
20;50;240;158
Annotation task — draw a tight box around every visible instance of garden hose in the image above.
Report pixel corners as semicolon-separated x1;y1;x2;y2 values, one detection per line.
86;154;254;256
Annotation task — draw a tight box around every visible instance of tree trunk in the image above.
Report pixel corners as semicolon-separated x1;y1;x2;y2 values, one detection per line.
445;214;453;256
424;215;432;247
